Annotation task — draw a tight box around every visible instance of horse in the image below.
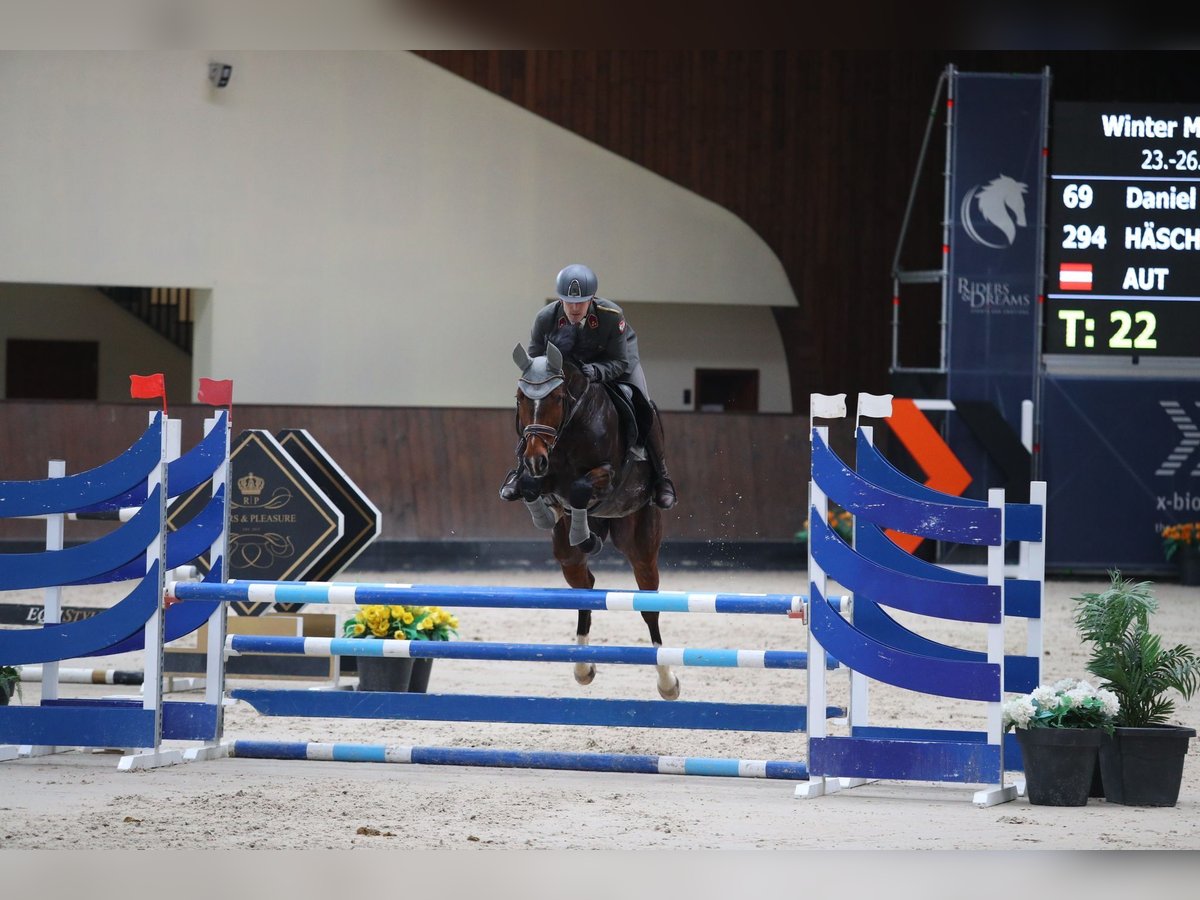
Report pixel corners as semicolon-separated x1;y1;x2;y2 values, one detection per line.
510;340;679;700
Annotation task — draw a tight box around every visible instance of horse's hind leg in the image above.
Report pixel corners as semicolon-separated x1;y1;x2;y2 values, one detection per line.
553;518;597;686
613;507;678;700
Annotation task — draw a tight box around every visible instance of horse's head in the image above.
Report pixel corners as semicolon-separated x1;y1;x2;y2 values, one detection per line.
513;341;578;478
977;174;1028;244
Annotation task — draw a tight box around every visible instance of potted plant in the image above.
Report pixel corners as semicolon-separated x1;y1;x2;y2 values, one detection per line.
0;664;19;706
407;606;459;693
342;605;458;693
1073;570;1200;806
1161;521;1200;586
1002;678;1120;806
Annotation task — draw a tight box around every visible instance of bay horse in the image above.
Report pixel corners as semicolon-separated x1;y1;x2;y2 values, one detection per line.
510;340;679;700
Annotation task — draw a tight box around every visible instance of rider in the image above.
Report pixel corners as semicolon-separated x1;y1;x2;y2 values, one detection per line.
499;263;678;510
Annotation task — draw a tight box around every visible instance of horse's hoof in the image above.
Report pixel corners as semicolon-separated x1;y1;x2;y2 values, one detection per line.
657;674;680;701
574;663;596;686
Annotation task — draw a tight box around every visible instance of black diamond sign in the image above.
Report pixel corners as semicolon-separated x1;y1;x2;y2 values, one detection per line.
271;429;381;612
167;429;343;615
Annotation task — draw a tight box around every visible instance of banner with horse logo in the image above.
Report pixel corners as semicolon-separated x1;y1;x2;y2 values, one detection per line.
945;69;1049;497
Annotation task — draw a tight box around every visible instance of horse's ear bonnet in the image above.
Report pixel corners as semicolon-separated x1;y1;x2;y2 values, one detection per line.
515;341;565;400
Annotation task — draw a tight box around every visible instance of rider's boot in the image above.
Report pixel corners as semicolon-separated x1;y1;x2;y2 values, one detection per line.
498;467;521;501
644;402;677;510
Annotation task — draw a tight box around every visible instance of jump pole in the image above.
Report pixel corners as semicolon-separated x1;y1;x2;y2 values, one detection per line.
168;580;845;618
230;739;810;780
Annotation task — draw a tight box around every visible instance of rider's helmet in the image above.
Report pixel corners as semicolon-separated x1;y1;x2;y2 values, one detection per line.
555;264;597;304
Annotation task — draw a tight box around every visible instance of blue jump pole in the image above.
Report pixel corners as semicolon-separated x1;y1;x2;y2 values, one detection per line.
230;739;810;780
169;580;844;616
226;634;839;670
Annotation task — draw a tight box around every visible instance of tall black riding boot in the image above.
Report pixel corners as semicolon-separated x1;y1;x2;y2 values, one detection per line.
644;402;677;509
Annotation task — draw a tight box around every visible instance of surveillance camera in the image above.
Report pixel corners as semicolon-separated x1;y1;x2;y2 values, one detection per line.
208;63;232;89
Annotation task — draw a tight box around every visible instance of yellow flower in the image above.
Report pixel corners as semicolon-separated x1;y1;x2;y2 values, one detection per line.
349;622;365;637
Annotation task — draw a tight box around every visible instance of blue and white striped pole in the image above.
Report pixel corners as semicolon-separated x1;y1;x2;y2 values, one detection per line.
230;739;809;780
225;634;839;670
168;580;846;617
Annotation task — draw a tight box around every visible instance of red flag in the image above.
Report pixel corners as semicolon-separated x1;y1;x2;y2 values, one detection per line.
129;373;166;413
197;377;233;407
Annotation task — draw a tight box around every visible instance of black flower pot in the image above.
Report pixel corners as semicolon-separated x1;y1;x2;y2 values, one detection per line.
1099;725;1197;807
356;655;414;692
1015;727;1101;806
1178;546;1200;586
408;657;434;693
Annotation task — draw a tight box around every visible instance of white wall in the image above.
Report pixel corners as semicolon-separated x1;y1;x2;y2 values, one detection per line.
0;51;796;410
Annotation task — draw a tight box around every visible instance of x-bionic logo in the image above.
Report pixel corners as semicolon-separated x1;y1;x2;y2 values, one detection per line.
1156;400;1200;477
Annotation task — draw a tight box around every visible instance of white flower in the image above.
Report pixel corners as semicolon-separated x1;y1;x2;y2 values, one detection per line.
1097;688;1121;717
1052;677;1080;692
1003;696;1036;729
1031;685;1059;708
1064;686;1094;708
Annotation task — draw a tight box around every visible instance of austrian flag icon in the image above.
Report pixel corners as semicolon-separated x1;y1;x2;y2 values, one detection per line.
1059;262;1093;291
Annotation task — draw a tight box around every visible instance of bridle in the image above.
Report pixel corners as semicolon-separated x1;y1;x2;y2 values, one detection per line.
516;379;582;457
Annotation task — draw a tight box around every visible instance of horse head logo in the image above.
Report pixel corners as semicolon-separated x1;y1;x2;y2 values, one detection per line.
961;174;1028;249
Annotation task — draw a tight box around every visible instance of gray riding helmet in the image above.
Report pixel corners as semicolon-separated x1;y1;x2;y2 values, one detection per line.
555;264;597;303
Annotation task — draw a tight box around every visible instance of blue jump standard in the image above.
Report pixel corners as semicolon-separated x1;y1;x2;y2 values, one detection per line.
168;580;843;616
230;740;810;780
225;634;837;670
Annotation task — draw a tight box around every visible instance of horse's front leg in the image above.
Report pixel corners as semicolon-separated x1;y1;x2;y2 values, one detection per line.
553;520;598;686
567;464;614;550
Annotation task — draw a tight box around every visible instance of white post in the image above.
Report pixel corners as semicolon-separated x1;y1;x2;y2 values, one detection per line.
119;412;182;770
973;488;1017;807
797;394;846;799
41;459;65;703
21;461;67;758
186;412;233;761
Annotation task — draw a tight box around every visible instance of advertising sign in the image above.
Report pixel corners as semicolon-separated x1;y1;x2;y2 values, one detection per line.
945;70;1048;495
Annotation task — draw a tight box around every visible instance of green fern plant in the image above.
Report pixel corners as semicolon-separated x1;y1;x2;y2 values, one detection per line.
1072;570;1200;727
0;664;19;703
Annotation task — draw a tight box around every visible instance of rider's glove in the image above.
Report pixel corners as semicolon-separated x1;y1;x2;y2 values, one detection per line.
581;364;601;382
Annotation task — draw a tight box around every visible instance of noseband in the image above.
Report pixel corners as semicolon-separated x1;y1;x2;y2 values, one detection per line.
518;382;581;456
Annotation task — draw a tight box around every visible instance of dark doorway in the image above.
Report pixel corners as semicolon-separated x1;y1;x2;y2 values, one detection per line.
6;339;100;400
694;368;759;412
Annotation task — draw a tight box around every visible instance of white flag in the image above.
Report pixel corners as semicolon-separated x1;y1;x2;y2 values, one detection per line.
810;393;847;419
857;393;894;419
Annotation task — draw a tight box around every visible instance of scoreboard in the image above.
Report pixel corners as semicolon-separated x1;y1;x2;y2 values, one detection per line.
1046;102;1200;358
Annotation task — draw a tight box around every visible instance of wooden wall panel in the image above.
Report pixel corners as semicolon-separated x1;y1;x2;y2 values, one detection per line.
0;402;814;546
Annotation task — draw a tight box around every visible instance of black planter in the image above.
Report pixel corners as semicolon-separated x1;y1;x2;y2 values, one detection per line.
1099;725;1197;807
1016;727;1101;806
408;657;434;693
1179;547;1200;586
356;655;414;692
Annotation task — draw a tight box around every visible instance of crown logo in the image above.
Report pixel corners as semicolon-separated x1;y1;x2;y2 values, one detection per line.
237;472;265;497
